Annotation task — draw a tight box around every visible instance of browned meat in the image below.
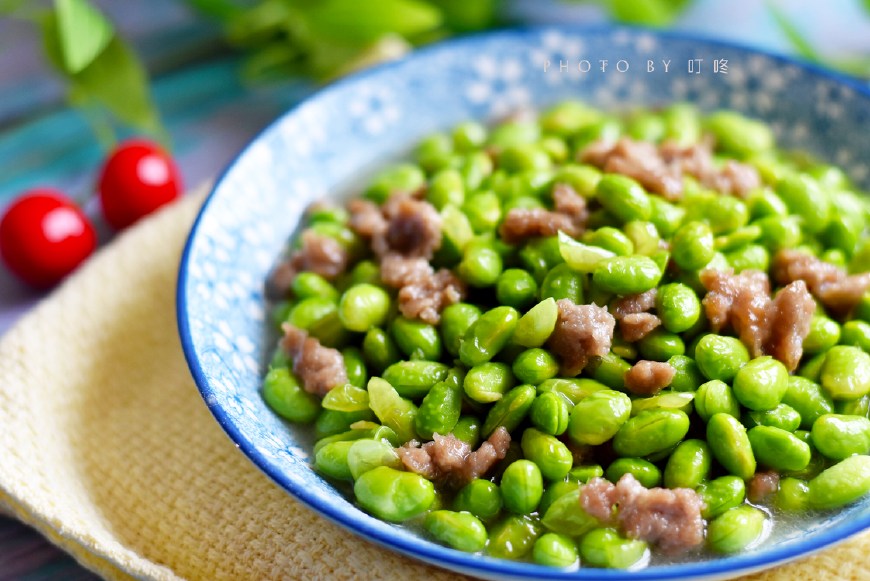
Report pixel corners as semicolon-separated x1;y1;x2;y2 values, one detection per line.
580;475;705;555
660;139;760;198
624;360;675;395
581;138;683;201
620;313;662;342
265;230;349;299
552;183;589;222
348;199;387;238
372;195;442;259
398;268;466;324
764;281;816;372
396;427;511;488
709;160;762;198
700;269;815;372
280;324;348;397
379;254;433;288
264;259;297;300
773;249;870;317
612;289;658;319
747;471;780;503
499;184;588;243
547;299;616;376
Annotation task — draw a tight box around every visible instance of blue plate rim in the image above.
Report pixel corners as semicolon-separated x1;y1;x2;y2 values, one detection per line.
176;24;870;580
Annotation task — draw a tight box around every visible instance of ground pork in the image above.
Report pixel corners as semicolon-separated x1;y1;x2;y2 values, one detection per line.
580;474;705;555
748;471;781;504
773;249;870;317
396;427;511;488
379;254;433;287
280;324;348;397
547;299;616;376
700;269;815;372
348;199;387;238
379;254;466;324
660;139;761;198
619;313;662;342
624;360;675;395
582;138;684;201
499;183;588;243
264;230;349;299
612;289;658;319
372;195;442;259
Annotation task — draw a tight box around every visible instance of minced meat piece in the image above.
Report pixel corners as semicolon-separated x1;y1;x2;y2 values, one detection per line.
612;289;658;319
348;199;387;238
773;249;870;317
624;360;675;395
499;183;588;243
581;138;683;200
620;313;662;342
552;183;589;222
396;427;511;488
660;139;760;198
280;323;348;397
265;230;349;299
379;254;433;288
764;281;816;372
372;195;442;259
580;474;705;555
748;471;781;504
398;268;466;324
707;160;762;198
547;299;616;376
264;258;297;300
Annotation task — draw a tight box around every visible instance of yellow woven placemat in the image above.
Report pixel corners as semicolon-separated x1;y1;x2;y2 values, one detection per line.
0;189;866;580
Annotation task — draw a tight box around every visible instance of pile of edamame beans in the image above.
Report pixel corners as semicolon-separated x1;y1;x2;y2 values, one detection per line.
263;101;870;569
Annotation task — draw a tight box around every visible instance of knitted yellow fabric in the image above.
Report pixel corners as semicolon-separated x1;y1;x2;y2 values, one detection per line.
0;189;867;580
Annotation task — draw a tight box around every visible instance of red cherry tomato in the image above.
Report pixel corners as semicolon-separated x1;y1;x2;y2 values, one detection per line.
0;189;97;289
98;138;182;230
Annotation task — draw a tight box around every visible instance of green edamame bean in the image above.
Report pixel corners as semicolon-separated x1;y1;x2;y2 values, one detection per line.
649;196;686;238
747;188;789;219
662;102;701;145
707;505;767;554
623;220;661;256
321;383;370;413
698;476;746;519
367;377;418;443
427;168;465;209
460;306;519;366
440;303;482;357
415;381;462;440
568;390;632;445
841;321;870;352
513;348;560;385
540;101;600;136
596;174;652;224
348;259;381;287
501;460;544;514
782;376;835;429
631;391;694;417
452;415;481;447
362;328;401;373
820;346;870;400
530;392;571;436
584;226;635;256
291;272;339;302
436;205;474;264
314;408;375;440
579;528;648;569
638;329;686;362
706;111;773;157
382;361;449;399
454;479;502;520
714;224;763;251
540;263;585;304
747;426;811;472
568;465;605;484
664;439;712;489
538;377;608;405
539;481;580;517
804;316;842;354
777;174;831;233
777;477;811;512
695;334;750;382
482;384;536;437
315;440;355;480
354;466;435;522
513;298;558;348
656;283;702;333
288;296;341;335
593;256;662;295
496;269;538;310
391;317;442;361
341;347;368;388
707;413;756;480
810;414;870;460
424;510;488;553
725;244;769;273
798;352;826;382
808;455;870;509
338;284;390;332
458;237;503;285
668;354;705;392
499;144;552;173
464;362;516;404
262;367;320;423
755;215;802;252
672;222;715;271
693;380;740;422
743;403;802;432
541;489;599;536
347;439;401;480
836;395;870;417
365;164;426;203
587;352;632;391
733;356;789;411
613;409;691;458
521;428;573;481
487;515;541;560
533;533;579;568
606;458;662;488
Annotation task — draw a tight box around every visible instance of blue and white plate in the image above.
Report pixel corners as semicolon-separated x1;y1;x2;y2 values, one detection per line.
177;26;870;580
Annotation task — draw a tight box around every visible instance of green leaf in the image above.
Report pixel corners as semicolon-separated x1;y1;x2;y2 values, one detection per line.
864;0;870;17
186;0;245;21
768;3;821;62
302;0;443;44
54;0;114;73
425;0;500;31
608;0;692;26
0;0;28;16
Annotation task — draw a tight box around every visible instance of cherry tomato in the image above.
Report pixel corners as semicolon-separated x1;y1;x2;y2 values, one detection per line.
0;189;97;289
98;138;182;230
